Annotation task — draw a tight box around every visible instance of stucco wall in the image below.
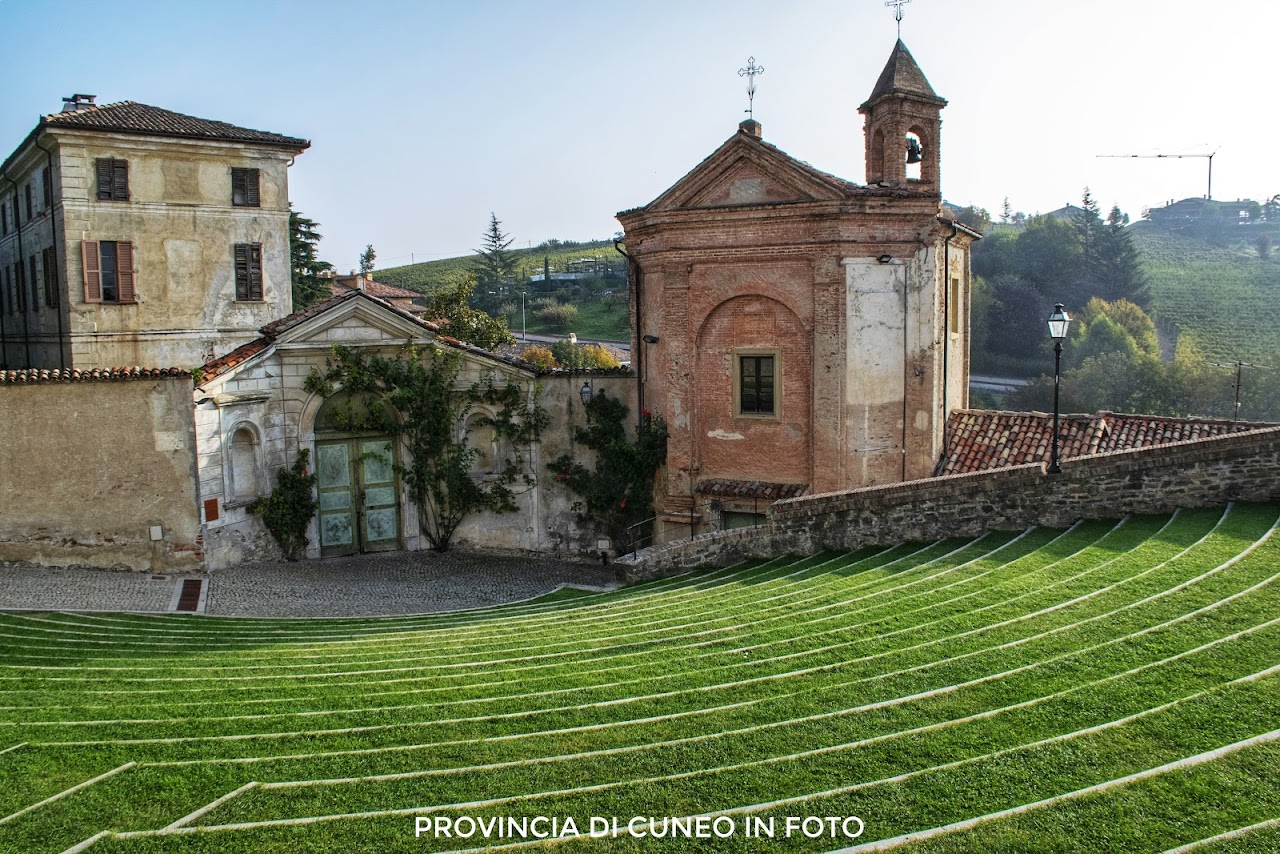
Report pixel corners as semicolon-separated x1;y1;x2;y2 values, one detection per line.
0;373;201;571
620;425;1280;581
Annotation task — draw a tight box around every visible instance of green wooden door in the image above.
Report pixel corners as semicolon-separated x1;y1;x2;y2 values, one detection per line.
316;438;400;556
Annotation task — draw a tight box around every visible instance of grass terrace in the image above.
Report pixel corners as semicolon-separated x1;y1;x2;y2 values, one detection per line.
1;503;1279;852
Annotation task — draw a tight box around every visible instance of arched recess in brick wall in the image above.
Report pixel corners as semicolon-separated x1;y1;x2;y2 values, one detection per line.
692;294;812;487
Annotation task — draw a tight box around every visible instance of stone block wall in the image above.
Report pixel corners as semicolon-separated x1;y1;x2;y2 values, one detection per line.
620;425;1280;581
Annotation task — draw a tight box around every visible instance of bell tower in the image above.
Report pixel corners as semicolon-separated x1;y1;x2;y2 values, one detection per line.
859;39;947;192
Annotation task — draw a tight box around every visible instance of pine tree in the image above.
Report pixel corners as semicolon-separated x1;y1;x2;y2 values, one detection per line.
288;207;334;310
1075;187;1105;292
1096;205;1149;306
1001;196;1013;223
359;244;377;275
472;213;519;311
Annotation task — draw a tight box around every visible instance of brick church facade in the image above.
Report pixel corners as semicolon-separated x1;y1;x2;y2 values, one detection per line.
617;40;980;542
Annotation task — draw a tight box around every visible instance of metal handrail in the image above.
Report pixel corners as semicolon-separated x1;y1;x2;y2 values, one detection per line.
625;515;659;557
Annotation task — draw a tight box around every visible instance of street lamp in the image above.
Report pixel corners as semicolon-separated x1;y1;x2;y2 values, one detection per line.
579;380;593;406
1046;303;1071;474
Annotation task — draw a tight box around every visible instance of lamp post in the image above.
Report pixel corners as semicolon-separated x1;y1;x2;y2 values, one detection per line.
579;380;593;407
520;291;527;341
1046;303;1071;475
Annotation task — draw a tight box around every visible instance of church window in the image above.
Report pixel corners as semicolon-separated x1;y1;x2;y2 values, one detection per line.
738;354;776;416
95;158;129;201
81;240;136;304
234;243;263;301
232;168;260;207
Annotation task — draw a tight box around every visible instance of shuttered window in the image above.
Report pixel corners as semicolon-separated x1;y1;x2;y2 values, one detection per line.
43;247;58;308
81;240;135;304
231;168;260;207
24;184;34;219
15;262;26;312
42;167;53;207
1;200;6;234
29;256;39;309
95;158;129;201
234;243;263;301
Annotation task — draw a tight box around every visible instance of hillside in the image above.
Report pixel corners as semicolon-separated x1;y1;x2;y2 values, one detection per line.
376;239;622;297
1133;222;1280;363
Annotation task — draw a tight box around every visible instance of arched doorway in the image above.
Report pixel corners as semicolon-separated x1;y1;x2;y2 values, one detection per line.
313;393;402;556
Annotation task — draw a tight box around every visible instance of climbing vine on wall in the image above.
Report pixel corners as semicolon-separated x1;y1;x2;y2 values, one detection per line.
249;449;319;560
305;343;547;551
548;389;667;551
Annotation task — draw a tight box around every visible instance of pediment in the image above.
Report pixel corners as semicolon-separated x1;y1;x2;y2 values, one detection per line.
646;134;852;212
273;295;435;349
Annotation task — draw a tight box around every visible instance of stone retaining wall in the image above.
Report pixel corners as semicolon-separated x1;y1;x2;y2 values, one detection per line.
620;425;1280;581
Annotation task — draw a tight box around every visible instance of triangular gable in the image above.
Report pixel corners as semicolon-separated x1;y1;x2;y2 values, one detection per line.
645;132;854;213
271;292;433;348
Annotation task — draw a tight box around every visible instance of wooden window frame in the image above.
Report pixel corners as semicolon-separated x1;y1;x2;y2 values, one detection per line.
733;348;781;420
234;243;263;301
95;158;129;201
81;240;136;304
231;168;260;207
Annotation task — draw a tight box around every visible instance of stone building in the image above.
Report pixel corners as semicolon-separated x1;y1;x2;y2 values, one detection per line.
193;288;630;570
0;95;308;370
617;40;979;541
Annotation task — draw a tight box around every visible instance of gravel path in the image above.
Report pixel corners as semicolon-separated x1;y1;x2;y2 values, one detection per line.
0;551;620;617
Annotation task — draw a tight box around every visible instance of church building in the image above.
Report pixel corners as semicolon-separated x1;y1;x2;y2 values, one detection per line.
617;40;980;542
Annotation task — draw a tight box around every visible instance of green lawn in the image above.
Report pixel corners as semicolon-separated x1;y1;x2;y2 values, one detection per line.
1;504;1278;852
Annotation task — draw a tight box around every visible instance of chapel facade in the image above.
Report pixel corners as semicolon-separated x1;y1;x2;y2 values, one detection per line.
617;40;980;542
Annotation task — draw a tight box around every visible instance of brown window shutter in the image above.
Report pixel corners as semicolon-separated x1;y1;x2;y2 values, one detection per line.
113;160;129;201
116;241;135;302
82;240;102;303
96;159;112;200
29;256;39;308
246;170;259;206
234;243;249;300
249;244;263;300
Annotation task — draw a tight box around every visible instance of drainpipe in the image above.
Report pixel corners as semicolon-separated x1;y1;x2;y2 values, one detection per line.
900;257;909;482
613;237;643;433
0;170;32;368
35;135;66;370
0;177;8;370
935;222;959;475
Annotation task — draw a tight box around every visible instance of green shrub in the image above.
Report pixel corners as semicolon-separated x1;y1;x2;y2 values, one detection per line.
249;449;318;560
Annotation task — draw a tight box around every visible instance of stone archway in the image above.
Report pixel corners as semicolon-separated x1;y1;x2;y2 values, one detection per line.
313;393;402;557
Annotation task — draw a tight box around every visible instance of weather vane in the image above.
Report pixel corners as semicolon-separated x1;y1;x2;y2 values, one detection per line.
886;0;910;37
738;56;764;119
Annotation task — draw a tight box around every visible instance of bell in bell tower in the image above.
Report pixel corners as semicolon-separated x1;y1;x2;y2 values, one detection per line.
859;39;947;192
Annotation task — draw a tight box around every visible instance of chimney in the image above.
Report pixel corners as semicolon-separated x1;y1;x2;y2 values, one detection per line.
61;94;96;113
739;118;762;138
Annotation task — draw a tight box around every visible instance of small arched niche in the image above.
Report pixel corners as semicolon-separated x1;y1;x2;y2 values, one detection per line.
228;424;261;503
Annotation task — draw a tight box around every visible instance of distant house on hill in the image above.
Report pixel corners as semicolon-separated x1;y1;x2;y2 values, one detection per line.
0;94;308;371
1043;203;1085;223
328;272;426;315
1145;197;1260;228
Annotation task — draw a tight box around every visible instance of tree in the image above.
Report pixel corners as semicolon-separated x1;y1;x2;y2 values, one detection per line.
359;244;377;275
472;213;520;311
1075;187;1104;298
422;274;515;350
1257;234;1273;259
548;390;667;550
1095;205;1149;306
306;344;546;551
952;205;991;233
288;207;334;310
1001;196;1014;224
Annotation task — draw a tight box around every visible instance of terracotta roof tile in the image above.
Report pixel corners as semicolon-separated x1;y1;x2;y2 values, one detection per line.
939;409;1274;475
197;339;270;383
329;279;422;300
697;480;809;500
0;367;189;384
41;101;309;149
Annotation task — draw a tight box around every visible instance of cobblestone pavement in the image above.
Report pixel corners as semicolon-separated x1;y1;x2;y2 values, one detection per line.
0;551;620;617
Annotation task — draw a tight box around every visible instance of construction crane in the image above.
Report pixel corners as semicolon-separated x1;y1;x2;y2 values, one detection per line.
1097;150;1217;200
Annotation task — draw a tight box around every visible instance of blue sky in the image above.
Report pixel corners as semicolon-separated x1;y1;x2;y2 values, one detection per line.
4;0;1278;271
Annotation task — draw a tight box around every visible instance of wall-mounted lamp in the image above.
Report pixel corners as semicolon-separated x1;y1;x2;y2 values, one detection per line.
579;380;593;406
642;334;660;345
877;254;894;264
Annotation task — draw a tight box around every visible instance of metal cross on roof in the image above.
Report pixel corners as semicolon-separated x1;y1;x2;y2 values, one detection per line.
738;56;764;119
886;0;911;36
